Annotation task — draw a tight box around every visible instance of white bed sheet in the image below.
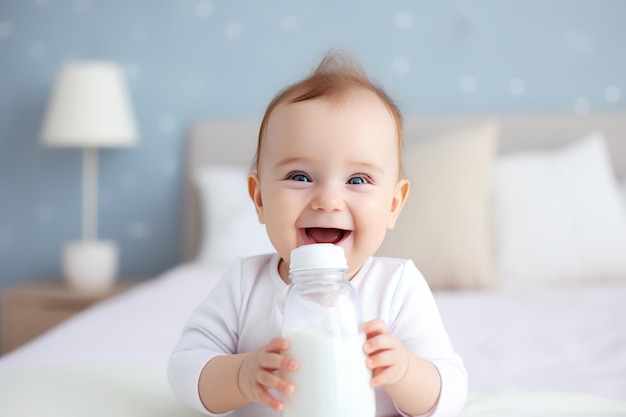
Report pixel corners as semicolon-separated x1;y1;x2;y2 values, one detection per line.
0;263;226;371
436;285;626;400
1;262;625;416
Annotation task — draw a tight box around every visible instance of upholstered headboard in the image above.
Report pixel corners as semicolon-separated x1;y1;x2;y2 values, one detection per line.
182;111;626;261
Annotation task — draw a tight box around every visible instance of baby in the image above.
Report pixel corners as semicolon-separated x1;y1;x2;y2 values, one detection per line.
168;50;467;417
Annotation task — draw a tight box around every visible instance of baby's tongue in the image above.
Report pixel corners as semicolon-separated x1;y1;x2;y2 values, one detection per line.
307;228;343;244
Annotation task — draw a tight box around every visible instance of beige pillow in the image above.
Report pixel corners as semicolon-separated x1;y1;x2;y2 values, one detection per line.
377;122;499;289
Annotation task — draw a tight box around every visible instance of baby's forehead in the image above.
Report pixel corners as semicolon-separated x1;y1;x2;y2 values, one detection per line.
264;95;398;150
262;96;400;156
269;91;396;129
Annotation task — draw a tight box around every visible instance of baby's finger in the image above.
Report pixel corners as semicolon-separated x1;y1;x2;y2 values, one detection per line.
363;332;395;354
259;352;299;372
366;349;396;369
362;319;388;338
266;337;291;353
370;366;394;387
255;384;285;411
256;370;295;396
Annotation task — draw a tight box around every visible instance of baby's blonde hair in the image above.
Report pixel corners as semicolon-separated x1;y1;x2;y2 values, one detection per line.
255;50;404;176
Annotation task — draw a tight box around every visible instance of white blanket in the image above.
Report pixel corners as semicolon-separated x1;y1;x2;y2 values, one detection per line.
0;363;203;417
1;263;625;416
1;363;625;417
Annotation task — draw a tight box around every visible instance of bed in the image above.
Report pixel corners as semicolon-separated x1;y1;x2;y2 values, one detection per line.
1;111;626;417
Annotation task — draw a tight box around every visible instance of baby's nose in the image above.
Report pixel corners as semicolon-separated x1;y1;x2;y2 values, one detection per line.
311;184;346;212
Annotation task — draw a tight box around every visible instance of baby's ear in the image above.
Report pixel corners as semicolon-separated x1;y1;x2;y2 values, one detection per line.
248;173;265;224
387;178;410;229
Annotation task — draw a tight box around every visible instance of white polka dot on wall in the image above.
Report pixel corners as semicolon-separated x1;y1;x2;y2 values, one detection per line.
460;75;477;93
158;116;178;134
562;31;594;57
225;22;243;40
125;62;141;79
395;12;413;31
73;0;91;15
128;222;152;240
99;190;111;207
130;25;147;43
160;158;178;177
0;226;11;246
182;74;206;95
29;41;46;61
392;57;411;76
574;97;591;115
122;174;138;190
36;205;54;223
281;15;298;32
604;85;621;103
0;21;14;38
195;1;213;19
509;78;526;96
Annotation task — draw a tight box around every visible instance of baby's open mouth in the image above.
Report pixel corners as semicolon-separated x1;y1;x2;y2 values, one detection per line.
305;228;350;244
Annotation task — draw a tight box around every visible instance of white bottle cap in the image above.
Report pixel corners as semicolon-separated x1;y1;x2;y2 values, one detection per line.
289;244;348;272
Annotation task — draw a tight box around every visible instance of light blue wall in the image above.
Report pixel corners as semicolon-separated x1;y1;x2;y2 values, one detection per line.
1;1;625;289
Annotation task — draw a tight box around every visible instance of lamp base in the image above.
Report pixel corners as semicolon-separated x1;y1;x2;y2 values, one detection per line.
62;240;119;294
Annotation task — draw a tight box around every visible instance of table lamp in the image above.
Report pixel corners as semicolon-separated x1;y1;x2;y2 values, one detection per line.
40;61;138;293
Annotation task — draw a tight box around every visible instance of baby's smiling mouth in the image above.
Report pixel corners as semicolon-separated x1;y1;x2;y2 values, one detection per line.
305;228;350;244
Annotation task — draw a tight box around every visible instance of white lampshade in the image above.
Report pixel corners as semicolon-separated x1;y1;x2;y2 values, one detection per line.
41;61;138;147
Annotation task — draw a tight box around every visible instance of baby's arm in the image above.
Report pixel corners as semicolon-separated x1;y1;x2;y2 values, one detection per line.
198;337;299;413
362;319;441;416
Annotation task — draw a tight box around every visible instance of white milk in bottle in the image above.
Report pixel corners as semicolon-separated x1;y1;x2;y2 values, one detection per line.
281;244;376;417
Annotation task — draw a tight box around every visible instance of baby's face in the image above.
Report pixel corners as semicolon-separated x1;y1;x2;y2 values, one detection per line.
248;89;409;281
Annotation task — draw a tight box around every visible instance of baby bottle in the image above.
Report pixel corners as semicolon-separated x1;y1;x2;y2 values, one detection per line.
281;243;375;417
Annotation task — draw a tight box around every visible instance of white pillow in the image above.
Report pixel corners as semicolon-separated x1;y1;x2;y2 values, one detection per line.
493;133;626;287
194;166;275;266
377;122;499;289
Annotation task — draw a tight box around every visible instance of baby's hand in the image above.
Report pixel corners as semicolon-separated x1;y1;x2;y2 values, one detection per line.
238;337;299;411
362;319;410;388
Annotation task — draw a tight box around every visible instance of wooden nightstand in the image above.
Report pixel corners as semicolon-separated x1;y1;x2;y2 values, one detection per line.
0;281;137;354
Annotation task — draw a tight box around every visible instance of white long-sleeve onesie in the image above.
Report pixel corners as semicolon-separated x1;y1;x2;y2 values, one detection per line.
168;253;467;417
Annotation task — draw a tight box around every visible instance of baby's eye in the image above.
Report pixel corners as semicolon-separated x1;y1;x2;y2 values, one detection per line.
288;172;311;182
347;175;370;185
